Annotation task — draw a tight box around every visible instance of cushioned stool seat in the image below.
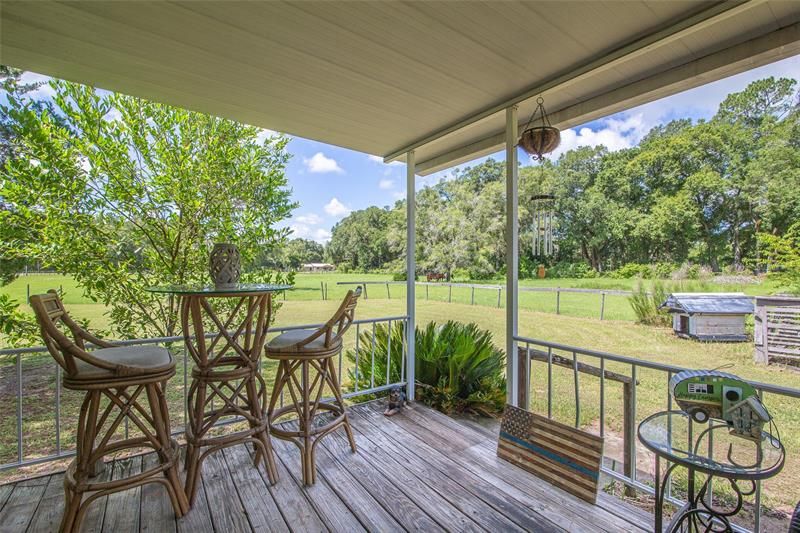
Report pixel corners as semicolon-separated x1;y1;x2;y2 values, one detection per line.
74;345;173;378
266;329;327;352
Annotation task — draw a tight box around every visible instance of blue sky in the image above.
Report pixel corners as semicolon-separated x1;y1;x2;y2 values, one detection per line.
11;54;800;243
279;54;800;242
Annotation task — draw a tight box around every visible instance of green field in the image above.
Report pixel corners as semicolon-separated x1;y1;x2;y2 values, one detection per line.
1;272;781;326
1;273;798;522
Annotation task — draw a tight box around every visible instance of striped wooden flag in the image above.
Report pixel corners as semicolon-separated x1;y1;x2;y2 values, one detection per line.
497;404;604;504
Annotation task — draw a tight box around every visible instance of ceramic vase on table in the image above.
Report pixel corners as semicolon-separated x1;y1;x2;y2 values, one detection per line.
209;243;241;287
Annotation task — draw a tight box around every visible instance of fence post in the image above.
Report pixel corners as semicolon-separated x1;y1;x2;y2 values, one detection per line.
426;284;429;300
556;288;561;315
448;284;452;303
386;282;391;299
27;284;30;304
600;292;606;321
471;287;475;305
497;288;501;308
363;283;368;300
321;281;325;300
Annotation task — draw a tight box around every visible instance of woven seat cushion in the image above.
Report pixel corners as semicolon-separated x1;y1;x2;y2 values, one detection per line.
267;329;330;352
74;345;173;378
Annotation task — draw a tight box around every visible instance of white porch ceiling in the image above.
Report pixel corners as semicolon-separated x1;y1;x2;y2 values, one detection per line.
1;1;799;175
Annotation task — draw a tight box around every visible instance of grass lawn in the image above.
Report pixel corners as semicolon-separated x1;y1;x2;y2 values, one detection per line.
1;273;797;521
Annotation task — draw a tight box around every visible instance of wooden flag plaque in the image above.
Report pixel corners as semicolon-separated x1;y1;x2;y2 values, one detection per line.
497;404;604;504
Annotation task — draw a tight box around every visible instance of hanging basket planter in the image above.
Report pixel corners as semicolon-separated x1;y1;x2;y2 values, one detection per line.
519;127;560;160
519;97;560;161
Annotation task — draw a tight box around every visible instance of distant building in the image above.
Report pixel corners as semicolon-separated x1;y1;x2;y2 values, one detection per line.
301;263;335;272
660;293;754;342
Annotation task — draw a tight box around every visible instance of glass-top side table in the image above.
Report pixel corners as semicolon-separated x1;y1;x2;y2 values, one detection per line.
147;283;292;505
638;410;784;532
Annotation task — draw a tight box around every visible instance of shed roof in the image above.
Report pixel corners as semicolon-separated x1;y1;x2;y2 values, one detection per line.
2;1;799;174
660;293;754;315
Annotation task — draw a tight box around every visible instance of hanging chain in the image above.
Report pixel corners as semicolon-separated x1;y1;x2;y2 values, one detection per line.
522;96;553;133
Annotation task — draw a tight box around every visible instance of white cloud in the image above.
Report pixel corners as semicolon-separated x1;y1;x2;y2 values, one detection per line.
256;128;279;144
324;197;351;217
304;152;344;174
290;224;331;243
544;113;649;160
379;178;395;190
19;72;56;99
392;191;406;201
294;213;323;225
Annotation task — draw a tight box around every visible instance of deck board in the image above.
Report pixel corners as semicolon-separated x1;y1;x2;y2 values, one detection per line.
26;472;65;533
2;400;650;533
0;477;47;532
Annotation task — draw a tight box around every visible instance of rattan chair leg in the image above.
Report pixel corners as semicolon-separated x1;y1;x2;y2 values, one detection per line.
245;374;278;484
146;383;189;516
184;378;207;505
327;358;356;453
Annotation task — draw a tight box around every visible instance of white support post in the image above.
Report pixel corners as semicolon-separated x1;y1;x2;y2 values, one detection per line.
406;150;416;401
505;106;519;406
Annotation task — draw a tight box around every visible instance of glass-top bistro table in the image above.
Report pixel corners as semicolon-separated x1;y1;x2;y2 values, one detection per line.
147;283;292;504
638;411;784;532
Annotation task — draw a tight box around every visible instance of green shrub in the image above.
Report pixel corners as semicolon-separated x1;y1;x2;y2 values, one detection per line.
451;268;470;281
652;262;678;279
345;320;506;416
547;261;595;279
392;271;418;281
610;263;651;279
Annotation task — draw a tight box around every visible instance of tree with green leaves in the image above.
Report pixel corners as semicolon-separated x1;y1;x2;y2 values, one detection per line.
1;78;296;338
759;221;800;295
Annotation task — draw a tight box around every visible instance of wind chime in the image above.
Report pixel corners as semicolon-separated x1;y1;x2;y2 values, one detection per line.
530;194;556;257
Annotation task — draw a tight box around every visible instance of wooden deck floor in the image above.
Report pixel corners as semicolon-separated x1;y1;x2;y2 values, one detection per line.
0;401;652;532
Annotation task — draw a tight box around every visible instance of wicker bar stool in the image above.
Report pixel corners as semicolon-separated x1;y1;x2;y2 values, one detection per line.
265;287;361;485
30;291;188;533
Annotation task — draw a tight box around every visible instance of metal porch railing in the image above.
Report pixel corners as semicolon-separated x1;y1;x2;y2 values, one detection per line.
0;315;408;473
513;335;800;532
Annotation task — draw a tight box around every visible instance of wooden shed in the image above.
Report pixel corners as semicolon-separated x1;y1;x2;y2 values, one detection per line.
660;293;754;342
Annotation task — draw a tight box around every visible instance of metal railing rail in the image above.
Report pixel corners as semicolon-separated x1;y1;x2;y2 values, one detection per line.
513;334;800;533
0;315;408;472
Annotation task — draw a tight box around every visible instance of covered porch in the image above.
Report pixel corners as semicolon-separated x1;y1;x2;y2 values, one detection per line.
2;1;800;532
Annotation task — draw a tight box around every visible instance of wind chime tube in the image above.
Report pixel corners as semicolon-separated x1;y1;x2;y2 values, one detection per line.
537;209;543;256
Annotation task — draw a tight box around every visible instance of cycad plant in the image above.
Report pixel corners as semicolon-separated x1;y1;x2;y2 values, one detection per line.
345;321;506;415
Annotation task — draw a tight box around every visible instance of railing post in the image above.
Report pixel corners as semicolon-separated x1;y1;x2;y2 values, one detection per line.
517;345;529;409
406;150;416;401
622;381;633;490
556;288;561;315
